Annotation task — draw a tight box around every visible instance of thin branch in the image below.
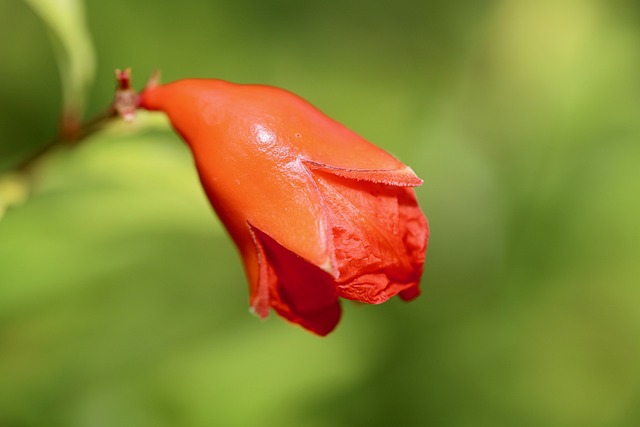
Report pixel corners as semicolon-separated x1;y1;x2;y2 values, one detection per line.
14;106;117;174
12;68;138;174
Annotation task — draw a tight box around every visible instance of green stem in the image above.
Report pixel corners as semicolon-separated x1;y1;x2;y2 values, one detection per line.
14;106;117;174
13;68;138;174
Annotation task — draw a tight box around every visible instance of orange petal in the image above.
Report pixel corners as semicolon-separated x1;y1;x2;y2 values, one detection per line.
310;169;428;304
234;84;422;180
143;81;335;273
304;160;423;187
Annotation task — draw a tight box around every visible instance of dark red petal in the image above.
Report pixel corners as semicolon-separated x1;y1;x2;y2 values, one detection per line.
310;170;428;304
399;285;421;301
245;224;271;318
250;225;342;336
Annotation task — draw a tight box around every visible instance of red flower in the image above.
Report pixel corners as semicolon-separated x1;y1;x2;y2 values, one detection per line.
139;79;428;335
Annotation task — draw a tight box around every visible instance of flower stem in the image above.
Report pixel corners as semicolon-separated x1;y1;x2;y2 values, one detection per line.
0;68;140;219
14;106;117;174
12;68;138;174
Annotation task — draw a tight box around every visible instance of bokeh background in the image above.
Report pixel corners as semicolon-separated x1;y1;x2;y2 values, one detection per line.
1;0;640;426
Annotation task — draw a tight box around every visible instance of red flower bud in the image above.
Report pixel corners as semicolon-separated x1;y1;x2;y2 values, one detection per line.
139;79;428;335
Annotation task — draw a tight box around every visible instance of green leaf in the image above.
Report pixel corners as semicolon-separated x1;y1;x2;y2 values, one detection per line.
23;0;96;123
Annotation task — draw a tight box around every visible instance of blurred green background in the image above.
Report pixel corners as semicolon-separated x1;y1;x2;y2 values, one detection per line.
1;0;640;426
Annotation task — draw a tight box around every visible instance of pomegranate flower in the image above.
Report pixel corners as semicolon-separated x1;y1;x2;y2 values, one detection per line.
138;79;428;335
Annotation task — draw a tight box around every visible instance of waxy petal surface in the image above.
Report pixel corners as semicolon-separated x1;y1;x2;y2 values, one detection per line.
141;81;334;271
139;78;429;335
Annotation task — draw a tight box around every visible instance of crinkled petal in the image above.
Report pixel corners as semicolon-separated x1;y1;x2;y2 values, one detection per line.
310;169;428;304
